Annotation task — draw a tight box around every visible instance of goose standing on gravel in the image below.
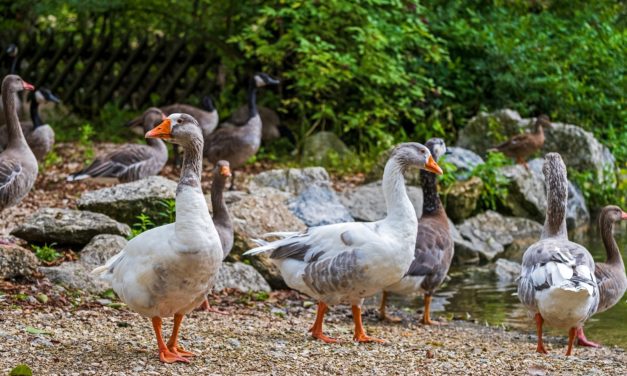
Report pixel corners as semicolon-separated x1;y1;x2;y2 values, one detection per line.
379;138;453;325
245;143;443;343
576;205;627;348
93;113;223;363
198;159;234;312
0;75;36;213
67;107;168;183
0;88;60;160
517;153;598;356
204;73;280;189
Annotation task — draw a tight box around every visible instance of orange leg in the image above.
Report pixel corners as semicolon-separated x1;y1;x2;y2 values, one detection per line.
576;327;600;348
535;313;548;354
152;317;189;363
352;305;385;343
166;313;195;358
565;327;577;356
378;291;401;322
196;299;228;314
308;302;339;343
421;294;447;326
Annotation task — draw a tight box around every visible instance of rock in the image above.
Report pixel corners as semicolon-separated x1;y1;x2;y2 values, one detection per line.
494;259;522;282
11;208;131;246
302;131;354;164
444;147;484;180
213;262;271;293
77;176;177;224
40;262;108;293
457;109;615;184
225;188;307;289
454;211;542;263
251;167;353;227
340;180;423;221
367;147;422;186
0;243;39;279
500;158;590;230
79;235;128;270
442;177;483;223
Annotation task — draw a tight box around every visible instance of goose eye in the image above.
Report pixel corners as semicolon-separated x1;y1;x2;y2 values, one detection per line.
177;119;183;124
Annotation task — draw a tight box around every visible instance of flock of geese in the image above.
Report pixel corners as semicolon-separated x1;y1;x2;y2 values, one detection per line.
1;71;626;364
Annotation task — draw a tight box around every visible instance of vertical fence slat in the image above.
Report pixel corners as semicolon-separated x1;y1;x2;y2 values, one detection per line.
119;38;168;107
99;37;148;107
23;33;54;82
160;44;201;104
37;35;73;86
50;35;92;94
65;36;110;105
136;39;186;108
181;55;214;100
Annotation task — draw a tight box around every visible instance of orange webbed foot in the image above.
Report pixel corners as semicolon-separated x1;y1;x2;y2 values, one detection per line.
353;333;386;343
159;349;190;363
381;314;403;323
169;345;196;358
196;299;228;314
311;330;341;343
422;318;448;326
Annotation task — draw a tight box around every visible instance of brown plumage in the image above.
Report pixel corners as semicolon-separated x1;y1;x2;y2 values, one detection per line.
379;138;454;325
576;205;627;348
489;115;551;166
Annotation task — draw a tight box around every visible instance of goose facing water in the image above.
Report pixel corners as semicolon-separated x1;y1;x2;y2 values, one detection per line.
244;143;442;343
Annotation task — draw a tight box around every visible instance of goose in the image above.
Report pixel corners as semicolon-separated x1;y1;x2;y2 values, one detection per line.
204;73;280;189
379;138;453;325
576;205;627;348
517;152;598;356
198;160;234;312
0;88;60;160
244;143;443;343
220;105;280;142
488;115;551;168
67;107;168;183
0;75;37;213
92;113;223;363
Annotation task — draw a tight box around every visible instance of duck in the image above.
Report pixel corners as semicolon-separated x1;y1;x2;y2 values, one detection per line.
198;159;234;312
517;152;598;356
204;73;280;189
67;107;168;183
488;115;551;167
379;138;453;325
575;205;627;348
0;88;60;161
244;143;443;343
0;74;37;213
92;113;223;364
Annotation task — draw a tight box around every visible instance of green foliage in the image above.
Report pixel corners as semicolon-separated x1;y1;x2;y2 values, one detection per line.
42;150;61;170
31;243;61;263
157;199;176;224
130;213;155;238
9;364;33;376
129;199;176;238
78;123;95;163
470;151;510;210
437;158;458;189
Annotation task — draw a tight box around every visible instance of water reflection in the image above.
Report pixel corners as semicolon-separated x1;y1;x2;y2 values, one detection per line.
382;222;627;348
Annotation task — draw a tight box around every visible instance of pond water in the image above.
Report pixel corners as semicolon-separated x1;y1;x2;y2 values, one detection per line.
384;222;627;349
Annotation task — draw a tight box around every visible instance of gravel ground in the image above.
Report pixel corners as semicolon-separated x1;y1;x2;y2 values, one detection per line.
0;288;625;376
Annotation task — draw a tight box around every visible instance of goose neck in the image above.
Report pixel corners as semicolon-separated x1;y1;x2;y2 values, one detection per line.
382;158;416;225
30;97;43;129
211;175;232;230
247;79;258;119
600;212;624;267
2;83;27;149
541;172;568;239
420;169;441;215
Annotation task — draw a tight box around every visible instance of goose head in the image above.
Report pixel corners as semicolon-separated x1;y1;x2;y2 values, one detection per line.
425;138;447;162
253;73;280;88
146;113;202;147
2;74;34;93
33;88;61;104
215;160;232;178
6;44;18;58
142;107;166;132
202;96;216;112
600;205;627;224
535;114;552;130
391;142;443;175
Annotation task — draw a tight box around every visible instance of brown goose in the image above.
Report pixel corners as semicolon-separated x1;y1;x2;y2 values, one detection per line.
0;88;60;161
198;160;233;312
379;138;453;325
204;73;280;189
67;108;168;183
576;205;627;348
489;115;551;167
0;75;36;212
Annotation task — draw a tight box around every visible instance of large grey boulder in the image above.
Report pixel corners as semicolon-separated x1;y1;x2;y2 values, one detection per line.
442;177;483;223
494;259;522;283
444;147;484;180
500;158;590;230
11;208;131;246
340;180;423;221
79;234;128;270
40;262;108;293
302;131;354;165
457;109;615;184
77;176;177;225
453;211;542;263
213;262;271;293
0;244;39;280
225;187;307;289
250;167;353;227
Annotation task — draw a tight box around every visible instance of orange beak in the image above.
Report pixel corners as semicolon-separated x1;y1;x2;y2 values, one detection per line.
145;119;171;139
220;165;232;177
22;81;35;91
621;211;627;220
425;155;443;175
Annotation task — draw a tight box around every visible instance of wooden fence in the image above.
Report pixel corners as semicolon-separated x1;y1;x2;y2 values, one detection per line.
0;31;221;116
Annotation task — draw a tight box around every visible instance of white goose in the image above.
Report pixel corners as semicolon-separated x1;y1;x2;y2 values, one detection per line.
245;143;442;342
517;153;599;356
93;113;223;363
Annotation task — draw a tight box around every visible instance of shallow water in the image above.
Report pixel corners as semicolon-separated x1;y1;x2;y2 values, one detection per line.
385;222;627;349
